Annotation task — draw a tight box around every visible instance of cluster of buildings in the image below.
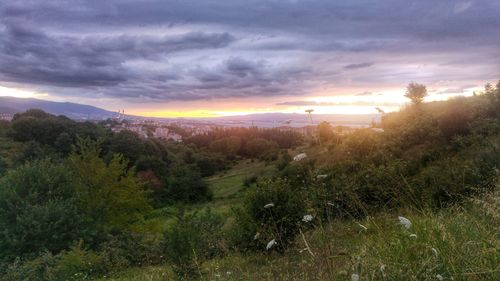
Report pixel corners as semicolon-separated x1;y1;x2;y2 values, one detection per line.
107;122;183;142
0;113;13;122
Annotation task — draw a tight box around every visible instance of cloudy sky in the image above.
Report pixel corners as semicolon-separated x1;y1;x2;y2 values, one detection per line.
0;0;499;117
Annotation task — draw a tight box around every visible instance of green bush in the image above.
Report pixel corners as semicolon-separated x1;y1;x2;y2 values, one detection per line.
98;232;164;270
163;209;225;278
232;178;308;252
2;252;58;281
0;160;86;262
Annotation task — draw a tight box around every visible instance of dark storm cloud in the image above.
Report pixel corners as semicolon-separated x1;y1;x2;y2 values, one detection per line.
0;0;499;102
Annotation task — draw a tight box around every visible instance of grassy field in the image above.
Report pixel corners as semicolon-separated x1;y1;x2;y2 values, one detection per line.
96;189;499;281
145;159;276;231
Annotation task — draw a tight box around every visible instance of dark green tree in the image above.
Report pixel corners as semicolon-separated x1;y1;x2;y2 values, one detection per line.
0;160;85;261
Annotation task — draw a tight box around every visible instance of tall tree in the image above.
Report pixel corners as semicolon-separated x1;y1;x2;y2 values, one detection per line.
405;82;428;105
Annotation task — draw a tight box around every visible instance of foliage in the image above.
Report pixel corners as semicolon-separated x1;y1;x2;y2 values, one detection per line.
163;209;226;278
0;160;86;262
317;121;336;144
244;138;279;160
165;163;212;203
68;138;152;237
232;178;308;252
404;82;428;105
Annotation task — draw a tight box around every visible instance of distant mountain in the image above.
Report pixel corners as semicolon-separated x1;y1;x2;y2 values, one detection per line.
0;96;379;127
0;96;117;119
208;112;379;127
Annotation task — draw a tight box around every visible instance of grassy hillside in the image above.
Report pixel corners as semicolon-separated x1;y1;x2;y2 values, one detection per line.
95;189;499;281
1;92;498;281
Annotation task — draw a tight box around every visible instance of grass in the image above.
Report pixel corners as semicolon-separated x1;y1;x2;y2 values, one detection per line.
96;189;499;281
206;159;276;199
145;160;276;231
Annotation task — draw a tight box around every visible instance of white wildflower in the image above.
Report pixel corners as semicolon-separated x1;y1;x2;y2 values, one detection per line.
398;216;412;229
266;239;277;250
431;247;438;257
436;274;444;280
253;232;260;240
409;233;417;239
316;174;328;179
226;271;232;275
357;223;368;231
293;153;307;161
302;214;314;222
264;203;274;209
351;273;360;281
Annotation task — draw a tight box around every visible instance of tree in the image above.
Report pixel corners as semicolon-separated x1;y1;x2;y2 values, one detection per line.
405;82;428;105
245;138;279;159
166;164;212;203
0;160;86;260
68;138;152;236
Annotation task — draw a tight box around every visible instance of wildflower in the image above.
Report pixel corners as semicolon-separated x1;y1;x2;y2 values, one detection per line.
266;239;277;250
351;273;360;281
316;174;328;179
264;203;274;208
431;247;438;257
398;216;412;229
436;274;444;280
409;233;417;239
357;223;368;231
226;271;232;275
293;153;307;161
302;214;314;222
253;232;260;240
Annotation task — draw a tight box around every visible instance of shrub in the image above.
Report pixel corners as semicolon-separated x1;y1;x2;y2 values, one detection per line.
437;97;473;138
166;163;212;203
163;209;226;278
2;252;58;281
233;178;308;252
98;232;164;270
0;160;86;262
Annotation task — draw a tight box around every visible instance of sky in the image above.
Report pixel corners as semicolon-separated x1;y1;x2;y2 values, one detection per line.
0;0;499;117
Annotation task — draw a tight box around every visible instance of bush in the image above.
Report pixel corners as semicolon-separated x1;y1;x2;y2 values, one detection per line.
232;178;308;252
165;163;212;203
0;160;86;262
163;209;226;278
98;232;164;270
3;243;104;281
2;252;58;281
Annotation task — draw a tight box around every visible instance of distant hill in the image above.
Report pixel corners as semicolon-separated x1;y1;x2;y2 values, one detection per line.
0;96;117;120
0;96;379;126
208;112;379;127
